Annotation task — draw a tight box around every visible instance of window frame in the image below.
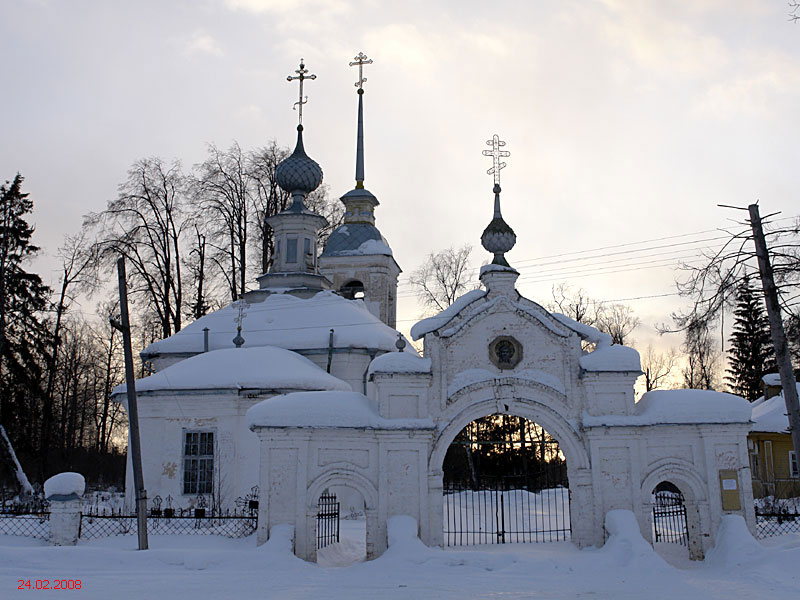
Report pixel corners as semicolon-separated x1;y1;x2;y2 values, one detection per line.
286;238;298;263
790;450;799;479
182;429;215;496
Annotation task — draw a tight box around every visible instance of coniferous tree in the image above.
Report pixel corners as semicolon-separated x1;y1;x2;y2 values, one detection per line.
726;276;776;401
0;174;52;469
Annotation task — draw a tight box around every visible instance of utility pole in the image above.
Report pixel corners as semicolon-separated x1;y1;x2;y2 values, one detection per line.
110;257;148;550
748;204;800;462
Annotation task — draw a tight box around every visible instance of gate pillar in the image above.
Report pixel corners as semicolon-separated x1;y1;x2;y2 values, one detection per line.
569;467;595;548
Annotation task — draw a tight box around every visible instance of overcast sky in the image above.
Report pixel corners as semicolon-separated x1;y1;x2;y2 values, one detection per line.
2;0;799;353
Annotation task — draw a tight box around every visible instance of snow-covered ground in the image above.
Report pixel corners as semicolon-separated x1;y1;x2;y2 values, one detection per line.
3;511;800;599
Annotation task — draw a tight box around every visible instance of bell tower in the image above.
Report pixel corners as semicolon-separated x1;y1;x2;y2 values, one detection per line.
318;52;401;328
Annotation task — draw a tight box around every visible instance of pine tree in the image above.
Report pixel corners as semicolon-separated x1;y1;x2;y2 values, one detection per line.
0;174;52;466
725;276;776;401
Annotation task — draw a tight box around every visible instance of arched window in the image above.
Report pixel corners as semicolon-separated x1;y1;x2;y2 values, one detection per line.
340;280;365;300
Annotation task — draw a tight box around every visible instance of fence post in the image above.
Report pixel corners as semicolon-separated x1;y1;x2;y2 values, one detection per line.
44;472;85;546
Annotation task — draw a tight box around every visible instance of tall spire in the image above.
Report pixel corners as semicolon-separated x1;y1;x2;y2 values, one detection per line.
349;52;373;189
480;134;516;267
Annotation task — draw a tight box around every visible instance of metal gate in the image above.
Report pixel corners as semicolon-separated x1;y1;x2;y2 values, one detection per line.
652;492;688;545
443;417;570;546
316;493;340;549
444;478;570;545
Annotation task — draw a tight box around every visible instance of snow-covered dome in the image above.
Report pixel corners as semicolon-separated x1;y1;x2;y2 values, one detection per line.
115;346;350;394
141;290;412;360
275;125;323;195
322;223;392;257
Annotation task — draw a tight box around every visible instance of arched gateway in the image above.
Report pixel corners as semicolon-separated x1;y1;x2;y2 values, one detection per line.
246;132;754;562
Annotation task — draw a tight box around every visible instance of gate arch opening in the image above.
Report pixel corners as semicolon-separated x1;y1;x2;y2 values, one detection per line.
442;414;570;545
314;485;367;567
650;480;690;565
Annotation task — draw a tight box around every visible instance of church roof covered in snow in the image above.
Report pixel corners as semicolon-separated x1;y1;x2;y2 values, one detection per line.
141;290;411;359
321;223;393;257
246;390;434;429
114;346;351;394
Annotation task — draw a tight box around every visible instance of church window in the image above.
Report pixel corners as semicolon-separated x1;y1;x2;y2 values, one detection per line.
183;430;214;495
286;238;297;263
340;280;365;300
304;238;312;255
489;336;523;370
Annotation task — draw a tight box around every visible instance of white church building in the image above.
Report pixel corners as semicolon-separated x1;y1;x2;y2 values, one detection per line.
115;56;755;563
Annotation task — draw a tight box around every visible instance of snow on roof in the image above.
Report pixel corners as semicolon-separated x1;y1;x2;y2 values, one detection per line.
583;389;752;427
762;373;782;386
751;383;800;433
551;313;612;346
551;312;641;372
448;368;566;397
368;352;431;376
479;264;519;276
751;394;790;433
44;472;85;499
114;346;351;394
142;290;408;357
246;391;434;429
580;345;641;372
410;289;487;340
322;223;393;257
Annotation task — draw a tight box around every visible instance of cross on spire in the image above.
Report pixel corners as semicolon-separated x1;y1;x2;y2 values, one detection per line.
287;59;317;124
349;51;373;91
482;134;510;189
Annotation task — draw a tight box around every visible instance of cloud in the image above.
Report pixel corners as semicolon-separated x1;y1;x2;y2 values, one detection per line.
185;30;224;57
224;0;349;15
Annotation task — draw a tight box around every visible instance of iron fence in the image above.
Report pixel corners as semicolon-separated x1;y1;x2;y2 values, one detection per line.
444;478;570;546
0;513;50;539
755;511;800;538
79;492;258;540
316;493;340;550
79;510;257;539
652;492;688;545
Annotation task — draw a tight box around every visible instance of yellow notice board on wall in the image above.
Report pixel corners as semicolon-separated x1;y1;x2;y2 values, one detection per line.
719;469;741;511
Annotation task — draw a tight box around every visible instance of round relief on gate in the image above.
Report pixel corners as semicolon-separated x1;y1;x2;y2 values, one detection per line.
489;336;522;370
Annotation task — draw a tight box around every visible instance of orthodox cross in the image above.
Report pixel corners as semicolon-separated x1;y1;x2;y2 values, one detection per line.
287;59;317;124
349;52;373;90
232;298;248;348
482;134;510;187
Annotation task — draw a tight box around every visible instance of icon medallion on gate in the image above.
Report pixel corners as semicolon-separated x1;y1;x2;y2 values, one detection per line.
489;336;522;370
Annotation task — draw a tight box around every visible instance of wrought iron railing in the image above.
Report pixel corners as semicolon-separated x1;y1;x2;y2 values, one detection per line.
316;493;340;550
80;490;259;540
652;492;688;546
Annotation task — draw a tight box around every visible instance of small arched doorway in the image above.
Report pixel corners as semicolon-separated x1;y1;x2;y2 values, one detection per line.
315;485;367;566
651;481;690;564
442;414;570;545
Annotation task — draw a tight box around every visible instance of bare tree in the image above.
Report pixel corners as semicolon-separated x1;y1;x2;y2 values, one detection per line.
791;1;800;22
548;283;599;326
681;318;721;390
596;303;641;345
409;244;476;313
41;232;100;462
640;345;679;392
193;143;251;302
249;142;292;275
87;158;188;339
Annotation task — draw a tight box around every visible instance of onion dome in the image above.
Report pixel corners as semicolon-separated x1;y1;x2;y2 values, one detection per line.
275;125;324;195
481;183;516;266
